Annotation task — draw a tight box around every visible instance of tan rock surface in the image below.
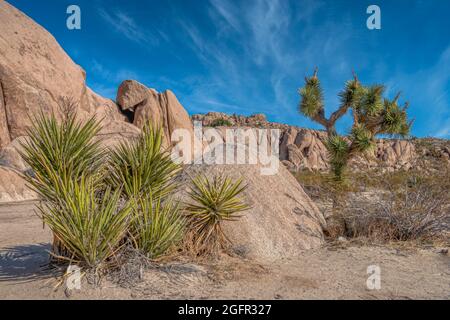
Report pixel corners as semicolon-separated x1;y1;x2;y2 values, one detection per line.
0;166;36;203
0;137;29;172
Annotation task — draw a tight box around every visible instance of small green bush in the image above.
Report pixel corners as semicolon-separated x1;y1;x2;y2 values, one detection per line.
209;118;233;127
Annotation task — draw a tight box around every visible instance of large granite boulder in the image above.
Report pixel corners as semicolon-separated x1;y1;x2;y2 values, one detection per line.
177;163;326;261
0;1;134;149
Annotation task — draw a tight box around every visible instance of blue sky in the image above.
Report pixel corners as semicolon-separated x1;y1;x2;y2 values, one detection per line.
8;0;450;138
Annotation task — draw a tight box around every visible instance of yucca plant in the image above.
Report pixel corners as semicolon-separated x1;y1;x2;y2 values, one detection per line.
108;123;181;199
19;111;104;202
129;194;186;260
184;175;250;256
19;109;105;258
38;174;132;269
298;69;413;180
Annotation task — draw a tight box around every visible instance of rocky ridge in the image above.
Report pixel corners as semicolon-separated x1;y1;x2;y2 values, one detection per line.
192;112;450;173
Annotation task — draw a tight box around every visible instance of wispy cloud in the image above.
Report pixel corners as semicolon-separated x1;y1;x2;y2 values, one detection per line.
209;0;241;32
176;0;353;125
98;8;159;46
89;1;448;138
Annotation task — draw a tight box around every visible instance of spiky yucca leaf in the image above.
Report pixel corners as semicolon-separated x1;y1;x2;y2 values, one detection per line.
184;175;250;256
130;194;185;259
338;79;360;108
38;175;132;269
108;123;181;199
361;85;384;116
351;125;375;153
19;111;104;202
326;135;350;181
382;99;411;136
299;76;324;118
326;135;349;160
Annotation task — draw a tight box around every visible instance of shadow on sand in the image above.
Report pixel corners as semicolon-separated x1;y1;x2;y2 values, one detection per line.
0;243;61;283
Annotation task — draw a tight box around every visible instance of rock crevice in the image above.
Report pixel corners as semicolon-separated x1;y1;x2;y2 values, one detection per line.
0;80;11;149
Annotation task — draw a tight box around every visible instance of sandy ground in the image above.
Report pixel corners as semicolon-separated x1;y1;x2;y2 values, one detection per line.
0;202;449;300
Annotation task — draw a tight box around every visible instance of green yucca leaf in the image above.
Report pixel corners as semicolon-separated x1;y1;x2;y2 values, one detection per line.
38;174;132;268
381;98;411;137
351;125;375;153
129;194;185;259
19;108;115;266
326;135;349;160
299;76;324;118
108;122;181;199
184;174;250;255
361;85;384;116
19;111;105;203
338;79;361;108
326;135;350;181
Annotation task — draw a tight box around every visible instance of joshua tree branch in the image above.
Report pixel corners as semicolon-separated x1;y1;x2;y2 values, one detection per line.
312;111;329;128
328;103;351;128
352;109;359;127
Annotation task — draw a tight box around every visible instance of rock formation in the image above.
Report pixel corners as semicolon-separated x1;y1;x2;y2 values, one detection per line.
116;80;193;141
0;1;448;207
192;112;446;173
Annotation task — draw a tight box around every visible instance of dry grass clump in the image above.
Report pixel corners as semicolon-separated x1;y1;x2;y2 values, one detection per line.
341;178;449;243
297;170;450;245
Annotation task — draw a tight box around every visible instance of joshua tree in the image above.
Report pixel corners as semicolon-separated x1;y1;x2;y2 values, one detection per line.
298;69;412;180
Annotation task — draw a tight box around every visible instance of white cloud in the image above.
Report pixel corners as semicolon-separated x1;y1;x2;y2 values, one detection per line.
177;0;355;124
98;8;159;46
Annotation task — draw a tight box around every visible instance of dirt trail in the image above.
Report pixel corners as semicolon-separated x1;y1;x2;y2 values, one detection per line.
0;203;449;300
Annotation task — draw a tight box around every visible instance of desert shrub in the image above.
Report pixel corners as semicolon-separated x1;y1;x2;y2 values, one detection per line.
297;169;450;244
184;175;250;256
309;172;450;243
343;177;449;242
109;123;185;260
129;194;186;259
210;118;233;127
38;175;132;269
108;123;181;199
